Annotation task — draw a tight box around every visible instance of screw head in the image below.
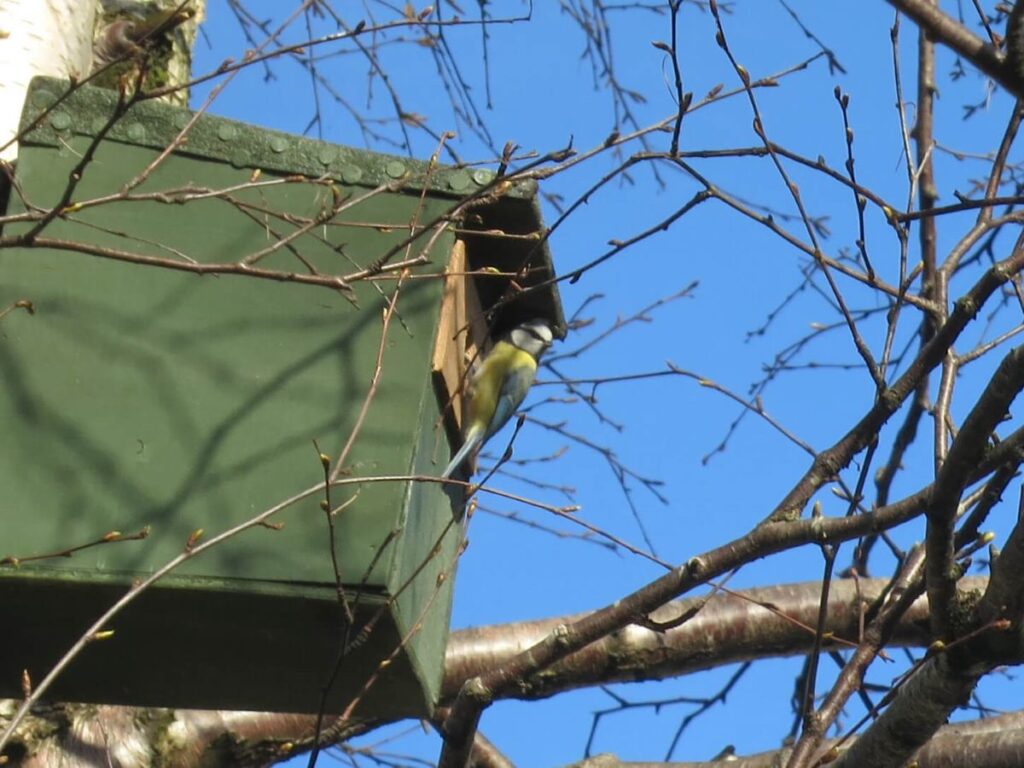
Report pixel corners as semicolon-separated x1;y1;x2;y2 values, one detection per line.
448;171;470;191
49;111;71;131
341;165;363;184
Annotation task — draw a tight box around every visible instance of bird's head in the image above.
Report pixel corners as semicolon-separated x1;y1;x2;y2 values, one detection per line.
509;319;554;358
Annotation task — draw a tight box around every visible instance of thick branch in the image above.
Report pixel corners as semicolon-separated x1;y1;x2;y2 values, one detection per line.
444;578;942;701
1006;0;1024;83
928;345;1024;637
885;0;1021;95
836;508;1024;767
787;547;927;767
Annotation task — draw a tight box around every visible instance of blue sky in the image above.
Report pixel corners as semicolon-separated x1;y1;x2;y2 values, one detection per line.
189;2;1022;764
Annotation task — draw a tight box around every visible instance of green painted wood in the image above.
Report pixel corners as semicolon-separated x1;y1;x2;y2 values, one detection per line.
0;79;473;715
0;569;423;715
21;77;537;201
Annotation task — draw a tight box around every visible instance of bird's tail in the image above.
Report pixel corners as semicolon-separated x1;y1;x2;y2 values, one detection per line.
441;427;484;479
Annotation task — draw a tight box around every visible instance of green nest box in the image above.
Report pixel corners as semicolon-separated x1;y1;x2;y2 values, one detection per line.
0;77;563;717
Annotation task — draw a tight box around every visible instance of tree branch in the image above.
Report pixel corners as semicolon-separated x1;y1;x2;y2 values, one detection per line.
566;710;1024;767
885;0;1020;95
443;578;946;701
436;420;1024;767
927;344;1024;638
836;497;1024;767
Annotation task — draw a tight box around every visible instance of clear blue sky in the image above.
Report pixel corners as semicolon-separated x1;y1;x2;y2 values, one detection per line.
190;2;1020;764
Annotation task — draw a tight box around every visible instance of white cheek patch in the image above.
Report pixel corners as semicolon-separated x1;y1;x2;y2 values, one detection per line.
511;321;553;356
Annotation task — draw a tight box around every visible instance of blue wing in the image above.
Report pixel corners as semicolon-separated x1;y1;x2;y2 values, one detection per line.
442;349;538;479
485;362;536;440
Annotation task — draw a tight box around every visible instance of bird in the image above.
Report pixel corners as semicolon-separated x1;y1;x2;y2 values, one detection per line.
441;318;554;479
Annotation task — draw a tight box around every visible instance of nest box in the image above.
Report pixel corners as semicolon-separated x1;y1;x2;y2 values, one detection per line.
0;77;563;717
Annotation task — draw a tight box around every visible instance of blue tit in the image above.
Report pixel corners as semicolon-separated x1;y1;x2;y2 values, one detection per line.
441;318;554;479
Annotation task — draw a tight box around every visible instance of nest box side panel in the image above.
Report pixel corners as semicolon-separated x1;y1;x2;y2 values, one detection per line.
0;135;453;588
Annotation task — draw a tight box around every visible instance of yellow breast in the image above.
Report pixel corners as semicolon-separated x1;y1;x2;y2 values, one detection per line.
467;341;537;430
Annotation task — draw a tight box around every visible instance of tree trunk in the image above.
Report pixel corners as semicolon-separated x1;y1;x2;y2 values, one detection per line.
0;0;96;160
0;0;203;161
